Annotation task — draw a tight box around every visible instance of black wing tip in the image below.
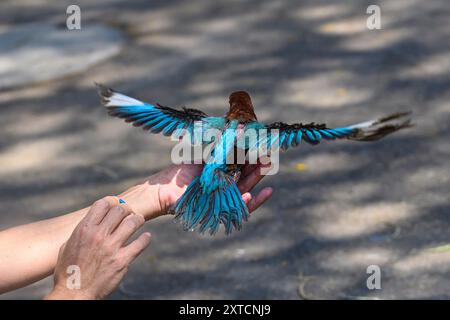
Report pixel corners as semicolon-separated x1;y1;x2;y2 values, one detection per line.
95;82;115;105
268;121;327;130
350;118;414;141
377;111;412;124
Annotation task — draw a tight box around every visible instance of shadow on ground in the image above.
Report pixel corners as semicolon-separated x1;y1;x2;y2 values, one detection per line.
0;0;449;299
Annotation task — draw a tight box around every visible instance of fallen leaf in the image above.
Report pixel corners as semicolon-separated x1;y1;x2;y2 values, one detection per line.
295;163;307;171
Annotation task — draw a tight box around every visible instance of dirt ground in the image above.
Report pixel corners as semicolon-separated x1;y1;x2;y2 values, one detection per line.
0;0;449;299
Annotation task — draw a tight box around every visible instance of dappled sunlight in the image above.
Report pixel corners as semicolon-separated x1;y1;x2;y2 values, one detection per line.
0;23;124;89
2;112;68;137
284;152;367;175
279;72;373;109
314;202;416;239
151;235;292;272
326;181;379;203
381;0;423;12
141;34;199;52
0;82;56;104
318;247;394;271
0;138;75;175
393;249;450;274
142;27;288;61
399;52;450;79
406;166;450;190
339;27;412;51
291;3;350;21
431;99;450;116
186;78;226;96
0;0;449;299
124;10;176;37
318;18;368;35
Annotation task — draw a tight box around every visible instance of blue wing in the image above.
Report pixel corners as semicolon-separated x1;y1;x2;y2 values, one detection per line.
244;112;412;151
243;121;354;151
98;84;225;138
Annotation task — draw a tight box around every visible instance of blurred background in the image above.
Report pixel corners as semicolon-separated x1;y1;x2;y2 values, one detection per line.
0;0;449;299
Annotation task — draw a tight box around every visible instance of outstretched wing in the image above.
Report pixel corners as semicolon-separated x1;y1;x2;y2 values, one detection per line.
97;84;225;138
245;112;412;151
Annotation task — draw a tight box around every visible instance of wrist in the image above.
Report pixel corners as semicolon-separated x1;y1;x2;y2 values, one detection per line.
118;180;163;221
44;284;94;300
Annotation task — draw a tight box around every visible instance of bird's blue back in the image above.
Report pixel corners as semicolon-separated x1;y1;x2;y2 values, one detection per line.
200;120;239;193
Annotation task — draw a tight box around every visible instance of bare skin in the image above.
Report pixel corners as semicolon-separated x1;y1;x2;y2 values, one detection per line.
0;163;273;297
45;198;151;299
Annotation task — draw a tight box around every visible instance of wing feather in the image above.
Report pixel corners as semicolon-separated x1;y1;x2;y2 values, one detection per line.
245;112;412;152
97;84;225;139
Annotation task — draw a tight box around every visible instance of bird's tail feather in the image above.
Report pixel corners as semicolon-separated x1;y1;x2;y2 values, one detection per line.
346;111;413;141
171;172;249;235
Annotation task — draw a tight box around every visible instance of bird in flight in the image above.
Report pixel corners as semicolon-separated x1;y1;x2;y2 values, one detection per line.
98;84;412;235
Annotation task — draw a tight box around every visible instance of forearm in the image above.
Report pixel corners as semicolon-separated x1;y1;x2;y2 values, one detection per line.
0;179;162;294
0;207;87;293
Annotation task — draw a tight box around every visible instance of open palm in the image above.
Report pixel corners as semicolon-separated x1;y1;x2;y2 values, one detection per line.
120;163;273;222
156;163;273;215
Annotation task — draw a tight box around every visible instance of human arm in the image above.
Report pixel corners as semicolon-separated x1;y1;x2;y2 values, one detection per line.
0;163;272;294
44;198;150;299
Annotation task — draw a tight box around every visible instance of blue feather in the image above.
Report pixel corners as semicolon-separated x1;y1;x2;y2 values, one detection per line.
295;131;303;144
319;129;334;139
305;130;316;141
313;130;322;141
172;167;248;235
150;117;172;132
220;188;230;213
279;132;287;148
162;120;179;135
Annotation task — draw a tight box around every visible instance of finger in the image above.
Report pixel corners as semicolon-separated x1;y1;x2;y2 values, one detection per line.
237;162;271;193
99;203;133;234
120;232;152;264
247;187;273;213
83;196;118;225
258;155;272;167
241;155;270;178
240;164;258;179
242;192;252;205
111;213;145;246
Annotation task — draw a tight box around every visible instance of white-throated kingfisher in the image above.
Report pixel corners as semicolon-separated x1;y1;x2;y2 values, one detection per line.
98;85;412;235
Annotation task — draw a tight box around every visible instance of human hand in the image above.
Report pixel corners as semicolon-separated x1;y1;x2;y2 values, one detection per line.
45;197;151;300
119;162;273;221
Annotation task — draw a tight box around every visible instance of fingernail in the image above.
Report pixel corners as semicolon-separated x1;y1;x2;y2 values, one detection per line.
118;198;126;204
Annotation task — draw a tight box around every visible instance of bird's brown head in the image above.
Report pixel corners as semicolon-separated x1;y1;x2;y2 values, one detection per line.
226;91;257;122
